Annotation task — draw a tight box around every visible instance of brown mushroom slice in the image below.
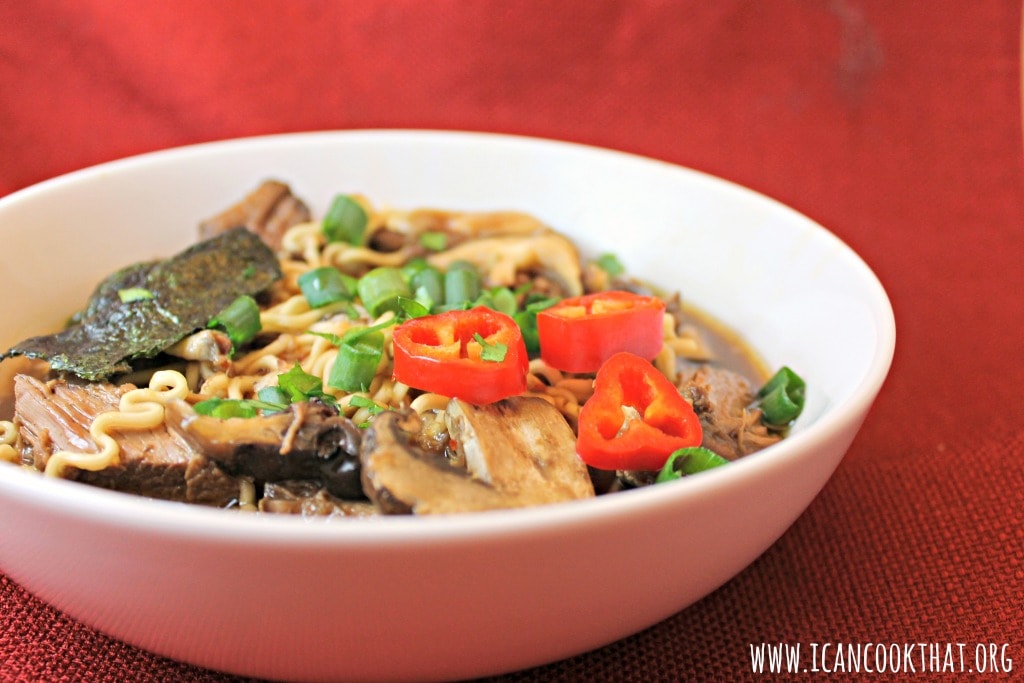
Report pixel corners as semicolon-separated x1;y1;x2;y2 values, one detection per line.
426;232;584;297
360;410;521;515
445;396;594;501
163;329;233;372
164;399;365;499
198;179;311;251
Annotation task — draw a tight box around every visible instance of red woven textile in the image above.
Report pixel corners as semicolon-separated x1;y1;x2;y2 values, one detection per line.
1;1;1022;681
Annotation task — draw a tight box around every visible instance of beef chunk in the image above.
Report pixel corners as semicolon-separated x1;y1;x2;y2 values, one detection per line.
677;364;782;460
199;179;311;251
13;375;242;506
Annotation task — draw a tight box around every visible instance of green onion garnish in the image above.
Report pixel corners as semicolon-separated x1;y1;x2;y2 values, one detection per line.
514;295;559;352
444;261;481;308
117;287;154;303
472;286;518;316
208;295;261;348
298;266;355;309
757;366;806;425
322;194;368;245
328;329;385;392
656;447;729;483
419;231;448;251
357;267;412;317
409;266;444;310
473;333;508;362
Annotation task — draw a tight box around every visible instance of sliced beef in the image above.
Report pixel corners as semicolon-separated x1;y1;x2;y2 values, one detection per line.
199;179;311;251
13;375;242;506
164;399;364;499
677;364;782;460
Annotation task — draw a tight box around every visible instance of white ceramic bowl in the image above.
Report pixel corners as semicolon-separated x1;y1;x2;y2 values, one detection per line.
0;131;895;682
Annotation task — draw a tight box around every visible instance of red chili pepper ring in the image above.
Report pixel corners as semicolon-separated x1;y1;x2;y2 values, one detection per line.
576;351;703;471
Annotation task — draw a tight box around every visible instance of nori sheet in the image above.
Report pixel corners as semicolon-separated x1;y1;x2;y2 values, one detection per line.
3;227;282;380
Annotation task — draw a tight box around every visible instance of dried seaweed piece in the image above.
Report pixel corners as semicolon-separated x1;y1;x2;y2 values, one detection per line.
3;227;281;380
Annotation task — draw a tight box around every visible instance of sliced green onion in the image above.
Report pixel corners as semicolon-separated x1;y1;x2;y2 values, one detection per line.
475;287;517;316
400;258;430;280
208;295;261;348
322;194;368;245
444;261;481;308
298;266;354;309
757;366;806;425
656;447;729;483
473;332;508;362
357;267;412;317
419;231;448;251
593;252;625;277
118;287;154;303
514;296;558;353
328;329;384;392
409;266;444;309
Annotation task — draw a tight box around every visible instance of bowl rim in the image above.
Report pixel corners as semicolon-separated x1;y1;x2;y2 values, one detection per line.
0;129;897;545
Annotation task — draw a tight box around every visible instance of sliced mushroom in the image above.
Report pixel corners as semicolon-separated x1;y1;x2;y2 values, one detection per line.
427;232;583;297
164;399;365;499
359;410;518;514
359;398;594;515
445;396;594;501
164;329;233;372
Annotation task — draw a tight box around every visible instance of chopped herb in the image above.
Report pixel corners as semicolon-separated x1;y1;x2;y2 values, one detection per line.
192;396;289;419
117;287;154;303
473;332;509;362
593;252;625;277
349;395;386;415
256;385;291;410
277;363;336;405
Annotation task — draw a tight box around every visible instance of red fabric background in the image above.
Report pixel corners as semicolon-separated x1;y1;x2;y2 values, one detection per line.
1;1;1022;681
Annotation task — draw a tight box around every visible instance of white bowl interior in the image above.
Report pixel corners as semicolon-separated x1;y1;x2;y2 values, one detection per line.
0;131;895;682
